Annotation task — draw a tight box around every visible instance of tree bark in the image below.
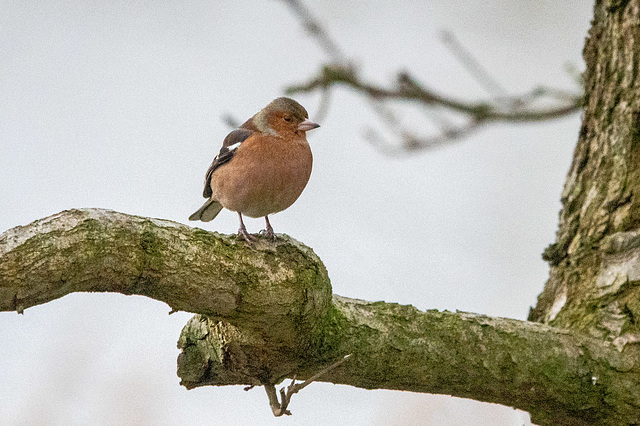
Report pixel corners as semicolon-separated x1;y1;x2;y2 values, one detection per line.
1;209;639;425
529;0;640;350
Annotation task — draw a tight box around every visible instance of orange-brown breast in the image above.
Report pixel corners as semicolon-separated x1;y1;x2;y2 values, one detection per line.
209;133;313;218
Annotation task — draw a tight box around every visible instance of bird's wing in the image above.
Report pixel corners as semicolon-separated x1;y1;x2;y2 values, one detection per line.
202;128;254;198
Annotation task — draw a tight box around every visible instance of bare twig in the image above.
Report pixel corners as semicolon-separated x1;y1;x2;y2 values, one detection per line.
440;30;508;98
279;0;348;63
366;119;484;157
314;86;332;123
221;113;240;130
264;354;352;417
279;0;424;149
287;65;580;152
288;66;581;122
280;1;583;154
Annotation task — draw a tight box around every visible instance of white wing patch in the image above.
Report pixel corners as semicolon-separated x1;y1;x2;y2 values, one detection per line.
227;141;242;151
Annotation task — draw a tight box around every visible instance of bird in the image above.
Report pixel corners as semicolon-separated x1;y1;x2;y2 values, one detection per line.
189;97;320;243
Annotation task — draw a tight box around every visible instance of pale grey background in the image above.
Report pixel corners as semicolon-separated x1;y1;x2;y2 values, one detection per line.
1;1;593;425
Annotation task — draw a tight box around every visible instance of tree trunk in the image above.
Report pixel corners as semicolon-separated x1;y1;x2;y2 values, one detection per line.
529;0;640;351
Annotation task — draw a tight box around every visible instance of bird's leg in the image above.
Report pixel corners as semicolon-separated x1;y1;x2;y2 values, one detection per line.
263;215;276;241
237;212;256;243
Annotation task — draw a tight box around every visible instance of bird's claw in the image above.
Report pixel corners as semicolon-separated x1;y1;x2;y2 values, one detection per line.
259;229;277;242
238;227;257;243
263;223;277;241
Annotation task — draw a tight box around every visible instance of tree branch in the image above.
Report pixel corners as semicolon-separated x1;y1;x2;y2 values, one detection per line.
287;65;582;123
2;209;638;425
285;65;581;155
0;208;331;344
280;0;583;154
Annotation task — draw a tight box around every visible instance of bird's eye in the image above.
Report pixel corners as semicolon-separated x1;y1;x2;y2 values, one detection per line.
283;116;292;122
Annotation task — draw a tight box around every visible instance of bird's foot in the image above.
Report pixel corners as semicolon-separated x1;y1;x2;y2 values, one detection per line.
238;226;257;243
260;228;277;242
261;216;277;242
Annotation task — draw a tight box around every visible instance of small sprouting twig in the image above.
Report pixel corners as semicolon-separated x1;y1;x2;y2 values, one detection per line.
264;354;352;417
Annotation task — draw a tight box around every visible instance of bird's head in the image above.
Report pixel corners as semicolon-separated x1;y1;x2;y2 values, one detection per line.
253;97;320;137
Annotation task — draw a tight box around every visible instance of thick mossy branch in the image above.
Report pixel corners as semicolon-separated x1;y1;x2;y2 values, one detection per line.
0;209;331;330
179;296;640;426
2;209;640;425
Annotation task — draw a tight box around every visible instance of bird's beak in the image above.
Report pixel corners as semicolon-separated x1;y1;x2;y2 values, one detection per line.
298;119;320;132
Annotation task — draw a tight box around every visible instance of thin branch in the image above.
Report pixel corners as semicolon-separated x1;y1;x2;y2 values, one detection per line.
365;119;484;157
222;113;240;129
287;65;580;152
281;1;583;154
440;30;509;98
264;355;351;416
288;65;581;122
314;86;332;124
278;0;348;63
279;0;427;151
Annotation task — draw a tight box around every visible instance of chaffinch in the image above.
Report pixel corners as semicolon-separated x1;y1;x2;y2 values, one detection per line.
189;97;320;242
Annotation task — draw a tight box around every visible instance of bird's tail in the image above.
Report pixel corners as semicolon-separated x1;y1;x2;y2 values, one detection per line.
188;199;223;222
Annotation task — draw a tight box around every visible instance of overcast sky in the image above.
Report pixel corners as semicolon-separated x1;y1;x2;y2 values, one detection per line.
1;1;594;425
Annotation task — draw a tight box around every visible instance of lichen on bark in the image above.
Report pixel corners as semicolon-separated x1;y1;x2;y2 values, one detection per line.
531;1;640;349
2;208;640;424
